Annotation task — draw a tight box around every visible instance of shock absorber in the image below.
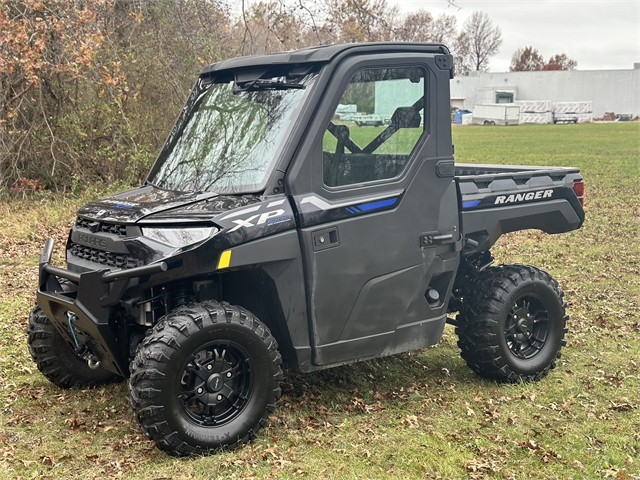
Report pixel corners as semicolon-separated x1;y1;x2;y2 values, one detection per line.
169;281;192;310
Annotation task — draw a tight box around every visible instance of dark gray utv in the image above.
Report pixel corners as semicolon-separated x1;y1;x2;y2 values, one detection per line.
31;43;585;456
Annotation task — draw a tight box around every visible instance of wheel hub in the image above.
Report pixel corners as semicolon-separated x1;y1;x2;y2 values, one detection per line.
206;373;224;392
505;295;550;359
516;317;531;334
179;342;254;427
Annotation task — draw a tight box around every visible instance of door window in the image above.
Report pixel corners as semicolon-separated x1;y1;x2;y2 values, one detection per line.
323;67;426;187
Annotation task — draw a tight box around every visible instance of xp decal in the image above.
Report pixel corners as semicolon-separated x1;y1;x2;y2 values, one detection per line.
215;198;293;233
227;209;287;232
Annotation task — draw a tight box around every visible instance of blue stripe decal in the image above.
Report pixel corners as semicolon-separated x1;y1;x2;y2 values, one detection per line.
462;200;481;209
357;197;398;212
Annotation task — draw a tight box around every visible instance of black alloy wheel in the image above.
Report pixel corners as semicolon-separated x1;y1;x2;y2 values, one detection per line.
129;300;283;456
455;264;568;383
504;294;550;360
179;341;254;427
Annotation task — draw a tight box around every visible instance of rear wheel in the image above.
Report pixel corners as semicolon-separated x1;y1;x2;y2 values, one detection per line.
455;264;568;383
129;300;283;456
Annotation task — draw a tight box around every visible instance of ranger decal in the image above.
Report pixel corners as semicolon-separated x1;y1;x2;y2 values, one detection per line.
494;189;553;205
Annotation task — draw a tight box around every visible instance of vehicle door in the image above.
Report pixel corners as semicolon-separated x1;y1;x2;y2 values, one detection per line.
287;54;460;366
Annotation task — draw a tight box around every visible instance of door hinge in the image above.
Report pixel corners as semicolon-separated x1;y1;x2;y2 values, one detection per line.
420;232;454;247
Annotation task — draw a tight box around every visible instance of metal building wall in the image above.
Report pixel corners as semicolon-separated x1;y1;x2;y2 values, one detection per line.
450;68;640;117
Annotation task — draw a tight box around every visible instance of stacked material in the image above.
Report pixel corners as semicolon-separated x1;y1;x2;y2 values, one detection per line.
515;100;553;124
514;100;552;113
552;101;593;124
575;113;594;123
553;101;592;114
336;104;357;114
519;112;554;124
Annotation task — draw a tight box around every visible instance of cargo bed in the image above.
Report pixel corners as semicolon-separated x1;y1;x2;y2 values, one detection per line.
455;164;585;254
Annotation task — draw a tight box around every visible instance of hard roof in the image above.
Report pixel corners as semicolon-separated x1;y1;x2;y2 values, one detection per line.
200;42;450;76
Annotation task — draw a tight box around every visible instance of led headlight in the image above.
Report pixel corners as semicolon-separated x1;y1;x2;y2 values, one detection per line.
141;226;217;248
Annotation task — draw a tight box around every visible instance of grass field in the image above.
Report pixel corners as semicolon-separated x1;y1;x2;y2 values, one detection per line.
1;123;638;479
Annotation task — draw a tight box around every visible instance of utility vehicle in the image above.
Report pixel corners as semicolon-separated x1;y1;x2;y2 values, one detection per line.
30;43;585;456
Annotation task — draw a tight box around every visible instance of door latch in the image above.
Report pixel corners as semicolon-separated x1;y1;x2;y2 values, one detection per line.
312;227;339;251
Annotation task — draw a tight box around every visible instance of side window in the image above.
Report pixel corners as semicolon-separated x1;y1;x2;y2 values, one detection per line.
323;67;426;188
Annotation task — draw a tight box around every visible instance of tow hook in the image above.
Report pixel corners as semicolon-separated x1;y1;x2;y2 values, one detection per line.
67;312;102;370
86;357;101;370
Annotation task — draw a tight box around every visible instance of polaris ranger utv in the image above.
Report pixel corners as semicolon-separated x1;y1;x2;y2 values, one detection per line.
30;43;585;456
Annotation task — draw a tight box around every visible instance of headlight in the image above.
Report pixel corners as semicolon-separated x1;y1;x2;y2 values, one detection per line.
141;227;217;248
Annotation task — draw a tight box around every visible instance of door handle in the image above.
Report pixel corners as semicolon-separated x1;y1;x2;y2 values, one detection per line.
312;227;339;251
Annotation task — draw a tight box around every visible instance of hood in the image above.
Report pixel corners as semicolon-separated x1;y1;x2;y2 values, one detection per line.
76;185;236;224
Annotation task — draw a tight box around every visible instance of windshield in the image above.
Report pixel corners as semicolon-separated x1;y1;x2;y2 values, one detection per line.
147;71;317;193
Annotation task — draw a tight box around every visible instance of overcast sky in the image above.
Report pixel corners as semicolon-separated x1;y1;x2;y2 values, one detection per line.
390;0;640;71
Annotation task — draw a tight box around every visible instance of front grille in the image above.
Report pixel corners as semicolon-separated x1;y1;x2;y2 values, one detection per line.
69;242;140;269
75;218;127;237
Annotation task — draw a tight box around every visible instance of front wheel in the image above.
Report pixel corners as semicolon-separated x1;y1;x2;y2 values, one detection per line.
27;306;121;388
129;300;283;456
455;264;568;383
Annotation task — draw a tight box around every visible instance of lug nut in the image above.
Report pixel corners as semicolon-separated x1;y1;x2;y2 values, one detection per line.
197;387;203;394
226;372;232;378
207;364;213;370
217;394;223;401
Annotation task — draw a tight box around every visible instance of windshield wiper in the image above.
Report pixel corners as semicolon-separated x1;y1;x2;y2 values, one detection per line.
233;80;306;93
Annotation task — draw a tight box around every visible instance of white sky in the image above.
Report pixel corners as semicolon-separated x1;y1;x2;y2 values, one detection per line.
391;0;640;71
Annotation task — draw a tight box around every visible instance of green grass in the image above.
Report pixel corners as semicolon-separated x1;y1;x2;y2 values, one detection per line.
324;123;422;154
1;123;639;479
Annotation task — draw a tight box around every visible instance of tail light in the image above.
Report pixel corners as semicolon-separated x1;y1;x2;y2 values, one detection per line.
572;180;585;207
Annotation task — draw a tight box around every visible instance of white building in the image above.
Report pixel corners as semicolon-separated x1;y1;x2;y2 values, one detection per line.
450;65;640;118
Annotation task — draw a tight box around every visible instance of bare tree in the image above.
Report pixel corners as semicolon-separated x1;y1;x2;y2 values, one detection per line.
510;46;545;71
236;1;310;55
320;0;401;43
395;9;434;42
453;32;473;74
394;10;458;47
459;11;502;72
431;13;458;45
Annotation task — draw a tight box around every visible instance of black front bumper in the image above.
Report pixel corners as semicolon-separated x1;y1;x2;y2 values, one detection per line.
36;238;168;377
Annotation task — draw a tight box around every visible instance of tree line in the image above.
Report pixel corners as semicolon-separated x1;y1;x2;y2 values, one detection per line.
0;0;570;194
510;46;577;72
